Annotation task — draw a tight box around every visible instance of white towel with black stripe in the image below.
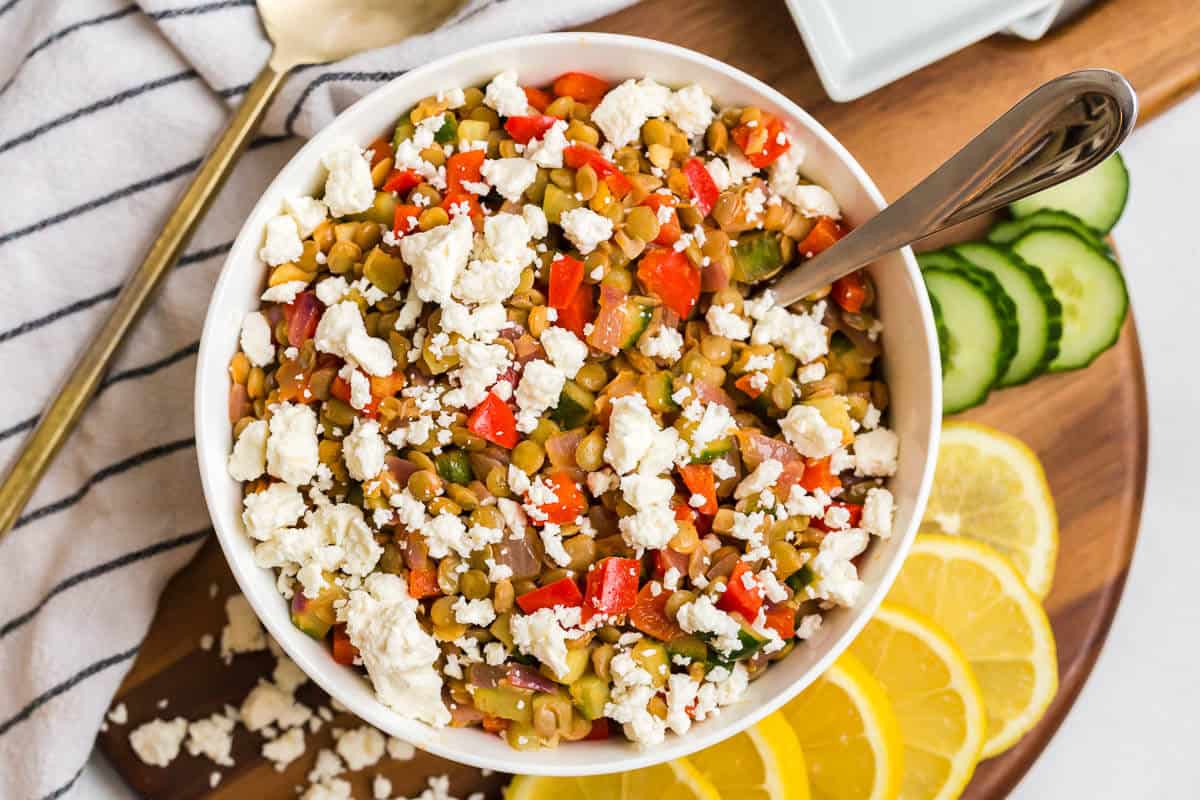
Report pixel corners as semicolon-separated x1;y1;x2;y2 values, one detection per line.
0;0;634;797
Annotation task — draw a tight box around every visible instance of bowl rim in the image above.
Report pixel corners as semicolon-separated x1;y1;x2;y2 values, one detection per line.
195;30;941;776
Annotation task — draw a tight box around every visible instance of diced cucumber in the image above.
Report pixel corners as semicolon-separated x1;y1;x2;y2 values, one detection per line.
619;297;655;350
1010;229;1128;371
731;231;785;283
435;449;472;485
918;250;1019;389
544;647;590;685
550;380;594;430
726;620;769;661
803;396;853;444
987;209;1107;251
666;635;710;664
677;415;733;463
1010;152;1129;233
290;581;343;639
921;267;1009;414
952;242;1063;386
569;675;610;720
434;113;457;144
472;686;533;723
631;641;670;687
640;371;678;413
786;564;814;593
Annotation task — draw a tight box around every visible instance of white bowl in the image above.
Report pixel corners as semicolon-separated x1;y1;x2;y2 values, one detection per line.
195;32;941;777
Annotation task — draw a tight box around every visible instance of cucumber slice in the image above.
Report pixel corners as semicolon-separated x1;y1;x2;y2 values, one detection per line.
921;267;1008;414
1010;152;1129;233
918;250;1019;385
952;242;1063;386
1010;229;1128;371
987;209;1107;251
928;291;950;369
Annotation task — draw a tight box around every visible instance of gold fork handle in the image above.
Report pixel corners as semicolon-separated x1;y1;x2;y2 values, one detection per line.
0;60;289;539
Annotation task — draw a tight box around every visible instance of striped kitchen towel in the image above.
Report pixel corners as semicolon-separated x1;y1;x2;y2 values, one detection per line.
0;0;634;797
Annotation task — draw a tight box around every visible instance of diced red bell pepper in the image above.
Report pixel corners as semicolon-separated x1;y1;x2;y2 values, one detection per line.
637;248;701;319
832;271;868;312
442;191;483;226
527;472;587;526
584;718;611;740
731;112;790;168
331;624;359;665
811;501;864;532
734;373;765;399
369;371;406;399
392;204;422;238
799;456;841;494
682;157;719;218
516;576;584;614
524;86;553;112
674;503;696;524
630;582;685;642
717;561;764;620
563;145;632;196
640;194;681;246
446;149;485;195
678;464;717;515
284;291;322;345
366;135;394;168
798;217;846;257
504;115;558;144
382;168;422;195
330;373;389;418
482;714;510;734
583;557;641;617
407;566;441;599
467;392;519;449
548;255;586;310
552;71;611;105
556;283;594;340
762;603;796;641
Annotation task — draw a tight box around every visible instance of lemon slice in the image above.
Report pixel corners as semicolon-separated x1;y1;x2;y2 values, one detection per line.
781;653;904;800
505;759;719;800
921;421;1058;596
849;604;986;800
887;534;1059;757
688;711;811;800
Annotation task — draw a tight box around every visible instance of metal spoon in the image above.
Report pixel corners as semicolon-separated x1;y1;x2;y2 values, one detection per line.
0;0;466;537
765;69;1137;307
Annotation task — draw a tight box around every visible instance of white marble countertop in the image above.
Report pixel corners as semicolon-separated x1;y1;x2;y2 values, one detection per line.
76;89;1200;800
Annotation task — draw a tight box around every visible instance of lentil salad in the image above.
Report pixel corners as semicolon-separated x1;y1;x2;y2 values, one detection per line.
226;69;901;750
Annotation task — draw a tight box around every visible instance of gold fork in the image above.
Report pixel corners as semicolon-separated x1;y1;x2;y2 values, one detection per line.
0;0;466;536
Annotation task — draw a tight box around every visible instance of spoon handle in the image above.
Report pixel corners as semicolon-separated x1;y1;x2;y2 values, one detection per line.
0;61;289;540
768;69;1137;307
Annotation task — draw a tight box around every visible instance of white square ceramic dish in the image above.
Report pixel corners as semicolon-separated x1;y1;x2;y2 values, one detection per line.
195;32;941;775
786;0;1058;100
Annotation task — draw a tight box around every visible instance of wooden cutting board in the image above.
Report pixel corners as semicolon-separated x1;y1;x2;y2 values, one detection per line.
100;0;1189;795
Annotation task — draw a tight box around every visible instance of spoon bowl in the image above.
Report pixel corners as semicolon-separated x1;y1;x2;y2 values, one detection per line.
259;0;469;69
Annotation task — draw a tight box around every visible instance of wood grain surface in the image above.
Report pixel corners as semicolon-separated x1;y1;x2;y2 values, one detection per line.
98;0;1177;796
